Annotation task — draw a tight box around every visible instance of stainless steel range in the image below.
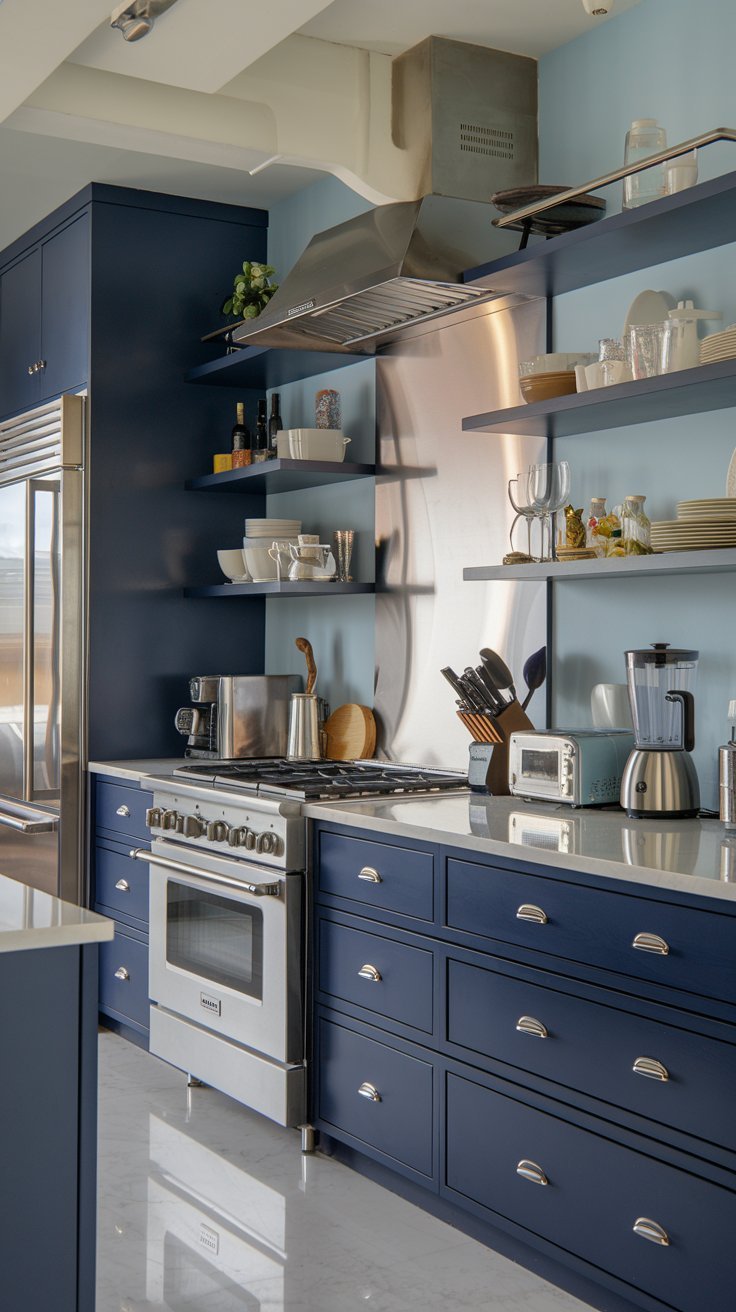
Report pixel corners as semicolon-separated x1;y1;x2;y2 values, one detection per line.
134;759;466;1130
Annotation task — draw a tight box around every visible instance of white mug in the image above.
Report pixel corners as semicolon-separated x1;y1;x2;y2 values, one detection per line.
574;365;588;393
584;362;605;390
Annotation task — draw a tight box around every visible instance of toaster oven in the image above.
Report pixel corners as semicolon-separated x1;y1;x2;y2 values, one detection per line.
508;730;635;807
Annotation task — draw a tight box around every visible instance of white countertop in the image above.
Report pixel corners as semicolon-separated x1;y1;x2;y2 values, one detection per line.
88;759;186;782
304;793;736;904
0;875;113;953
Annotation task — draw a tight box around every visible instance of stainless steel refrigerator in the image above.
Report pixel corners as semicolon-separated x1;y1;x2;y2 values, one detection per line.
0;395;84;901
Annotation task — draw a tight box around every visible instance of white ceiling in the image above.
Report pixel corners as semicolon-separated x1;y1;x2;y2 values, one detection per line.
299;0;641;59
0;0;642;251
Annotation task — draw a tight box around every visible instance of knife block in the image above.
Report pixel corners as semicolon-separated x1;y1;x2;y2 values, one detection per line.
459;700;534;795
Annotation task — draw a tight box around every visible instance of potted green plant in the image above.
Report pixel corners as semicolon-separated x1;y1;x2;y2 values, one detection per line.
221;261;279;321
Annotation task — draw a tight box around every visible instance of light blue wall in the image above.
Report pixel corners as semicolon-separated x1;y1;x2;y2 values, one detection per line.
539;0;736;805
264;177;376;707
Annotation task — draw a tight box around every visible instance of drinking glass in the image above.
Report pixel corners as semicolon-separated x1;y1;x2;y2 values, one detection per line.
508;474;537;560
528;461;571;562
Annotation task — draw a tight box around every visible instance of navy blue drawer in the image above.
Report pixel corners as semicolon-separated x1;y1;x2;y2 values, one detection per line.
447;956;736;1152
99;929;149;1031
94;839;149;926
317;1017;434;1179
446;1072;736;1312
319;918;433;1034
318;831;434;921
95;779;152;844
446;856;736;1002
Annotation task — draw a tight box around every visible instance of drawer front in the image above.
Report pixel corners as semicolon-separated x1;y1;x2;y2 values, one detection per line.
447;957;736;1151
95;779;152;843
446;856;736;1002
94;840;149;926
99;929;149;1031
319;918;434;1034
317;1017;434;1178
446;1072;736;1312
318;830;434;921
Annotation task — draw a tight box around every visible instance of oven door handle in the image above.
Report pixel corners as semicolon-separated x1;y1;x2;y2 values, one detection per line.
129;848;282;897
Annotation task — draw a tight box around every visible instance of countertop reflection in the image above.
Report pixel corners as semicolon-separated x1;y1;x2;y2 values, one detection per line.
304;793;736;903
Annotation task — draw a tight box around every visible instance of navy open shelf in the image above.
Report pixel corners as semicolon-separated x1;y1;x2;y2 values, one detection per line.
186;345;366;390
462;357;736;438
185;582;375;598
186;459;375;495
463;167;736;297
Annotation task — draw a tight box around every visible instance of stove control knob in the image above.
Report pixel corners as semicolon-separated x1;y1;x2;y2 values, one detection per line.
228;826;249;847
182;814;205;839
175;814;186;834
206;820;230;843
162;809;179;831
269;834;283;857
255;831;276;855
243;828;256;852
145;807;162;829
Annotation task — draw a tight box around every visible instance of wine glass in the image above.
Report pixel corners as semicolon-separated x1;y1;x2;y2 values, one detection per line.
507;474;537;560
528;461;571;562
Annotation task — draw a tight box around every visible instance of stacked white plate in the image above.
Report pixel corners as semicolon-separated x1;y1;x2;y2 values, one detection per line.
700;325;736;364
676;498;736;520
651;518;736;552
244;518;301;539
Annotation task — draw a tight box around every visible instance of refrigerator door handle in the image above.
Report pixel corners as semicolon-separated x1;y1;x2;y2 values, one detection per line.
0;805;59;834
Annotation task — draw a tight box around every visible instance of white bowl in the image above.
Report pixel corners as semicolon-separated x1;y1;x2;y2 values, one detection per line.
282;428;351;462
217;549;248;582
243;546;279;583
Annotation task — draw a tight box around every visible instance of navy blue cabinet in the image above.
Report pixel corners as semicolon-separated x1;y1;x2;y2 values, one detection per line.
0;213;90;419
313;820;736;1312
91;772;152;1044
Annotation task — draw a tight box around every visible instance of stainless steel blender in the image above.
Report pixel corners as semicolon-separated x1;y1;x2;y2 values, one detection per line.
620;643;700;819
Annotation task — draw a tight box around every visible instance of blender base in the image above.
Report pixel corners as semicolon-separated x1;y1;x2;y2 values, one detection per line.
621;747;700;819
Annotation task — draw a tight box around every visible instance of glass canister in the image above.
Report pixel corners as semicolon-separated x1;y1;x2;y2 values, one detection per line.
623;119;667;209
315;388;341;430
621;494;652;555
587;497;608;555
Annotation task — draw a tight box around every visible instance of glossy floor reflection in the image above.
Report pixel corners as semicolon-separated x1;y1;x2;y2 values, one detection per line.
97;1031;593;1311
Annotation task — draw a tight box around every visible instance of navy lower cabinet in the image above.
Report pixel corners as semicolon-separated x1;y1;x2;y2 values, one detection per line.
312;821;736;1312
91;772;152;1046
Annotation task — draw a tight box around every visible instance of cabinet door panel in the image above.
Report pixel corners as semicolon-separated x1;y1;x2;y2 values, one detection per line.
40;215;90;402
0;249;41;417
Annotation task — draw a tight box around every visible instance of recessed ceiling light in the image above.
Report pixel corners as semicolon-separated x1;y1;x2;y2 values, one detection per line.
581;0;614;13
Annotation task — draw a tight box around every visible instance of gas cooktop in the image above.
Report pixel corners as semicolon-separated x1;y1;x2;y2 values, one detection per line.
174;758;468;801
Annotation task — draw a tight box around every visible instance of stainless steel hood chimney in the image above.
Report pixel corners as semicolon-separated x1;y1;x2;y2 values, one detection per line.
227;38;538;356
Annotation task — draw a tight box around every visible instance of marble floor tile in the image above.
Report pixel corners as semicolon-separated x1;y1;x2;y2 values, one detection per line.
96;1031;594;1312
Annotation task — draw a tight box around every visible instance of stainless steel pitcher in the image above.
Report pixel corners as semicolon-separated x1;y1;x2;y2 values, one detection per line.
287;693;321;761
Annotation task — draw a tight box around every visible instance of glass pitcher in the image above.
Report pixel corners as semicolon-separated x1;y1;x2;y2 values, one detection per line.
624;643;699;749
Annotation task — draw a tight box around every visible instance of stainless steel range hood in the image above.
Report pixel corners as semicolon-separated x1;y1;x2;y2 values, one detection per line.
226;37;538;357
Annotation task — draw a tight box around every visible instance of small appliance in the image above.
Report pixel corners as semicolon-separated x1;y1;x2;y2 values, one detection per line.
508;729;635;806
620;643;700;819
718;700;736;830
174;675;302;758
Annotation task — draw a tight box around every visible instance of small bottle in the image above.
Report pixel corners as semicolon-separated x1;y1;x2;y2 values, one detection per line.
623;119;667;209
231;402;251;468
587;497;607;556
253;398;269;462
621;494;652;555
268;393;282;457
719;701;736;833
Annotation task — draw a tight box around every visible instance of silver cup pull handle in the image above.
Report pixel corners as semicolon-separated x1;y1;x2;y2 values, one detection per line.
516;1015;548;1039
633;1218;670;1246
516;903;548;925
358;964;382;982
114;879;130;893
633;1056;669;1082
358;866;382;884
632;932;669;955
358;1082;381;1102
516;1160;548;1186
114;967;130;982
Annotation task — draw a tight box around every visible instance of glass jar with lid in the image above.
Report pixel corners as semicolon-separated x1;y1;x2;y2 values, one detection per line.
621;494;652;555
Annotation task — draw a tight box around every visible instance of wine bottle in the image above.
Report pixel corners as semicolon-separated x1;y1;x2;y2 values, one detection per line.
268;393;282;457
254;398;268;461
231;401;251;468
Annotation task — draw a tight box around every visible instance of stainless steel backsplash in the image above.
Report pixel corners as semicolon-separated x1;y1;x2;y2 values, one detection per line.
374;297;548;767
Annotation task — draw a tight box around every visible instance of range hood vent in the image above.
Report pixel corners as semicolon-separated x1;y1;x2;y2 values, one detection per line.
224;38;538;357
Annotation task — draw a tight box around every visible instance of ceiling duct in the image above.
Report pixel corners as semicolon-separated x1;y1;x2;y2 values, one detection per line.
227;37;538;356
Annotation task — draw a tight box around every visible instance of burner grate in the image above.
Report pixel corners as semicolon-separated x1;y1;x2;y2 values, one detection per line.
174;758;467;800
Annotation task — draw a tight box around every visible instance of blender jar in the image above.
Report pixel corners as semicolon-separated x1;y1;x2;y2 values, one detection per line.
625;643;699;748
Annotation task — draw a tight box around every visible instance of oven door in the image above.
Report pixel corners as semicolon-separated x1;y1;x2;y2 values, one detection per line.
143;839;303;1065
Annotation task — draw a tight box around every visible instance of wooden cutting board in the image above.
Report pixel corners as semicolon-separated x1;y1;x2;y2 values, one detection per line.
324;704;377;760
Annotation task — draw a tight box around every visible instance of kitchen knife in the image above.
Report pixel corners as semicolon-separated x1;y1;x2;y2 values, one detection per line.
441;666;471;709
474;663;508;714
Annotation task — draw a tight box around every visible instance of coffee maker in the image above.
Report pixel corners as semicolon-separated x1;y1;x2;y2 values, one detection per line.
175;675;302;758
620;643;700;819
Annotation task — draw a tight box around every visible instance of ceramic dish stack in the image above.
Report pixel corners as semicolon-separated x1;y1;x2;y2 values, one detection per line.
651;499;736;552
245;518;301;539
518;353;594;404
700;326;736;364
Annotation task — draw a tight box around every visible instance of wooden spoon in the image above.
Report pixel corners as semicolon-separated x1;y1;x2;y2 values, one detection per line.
295;637;317;695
